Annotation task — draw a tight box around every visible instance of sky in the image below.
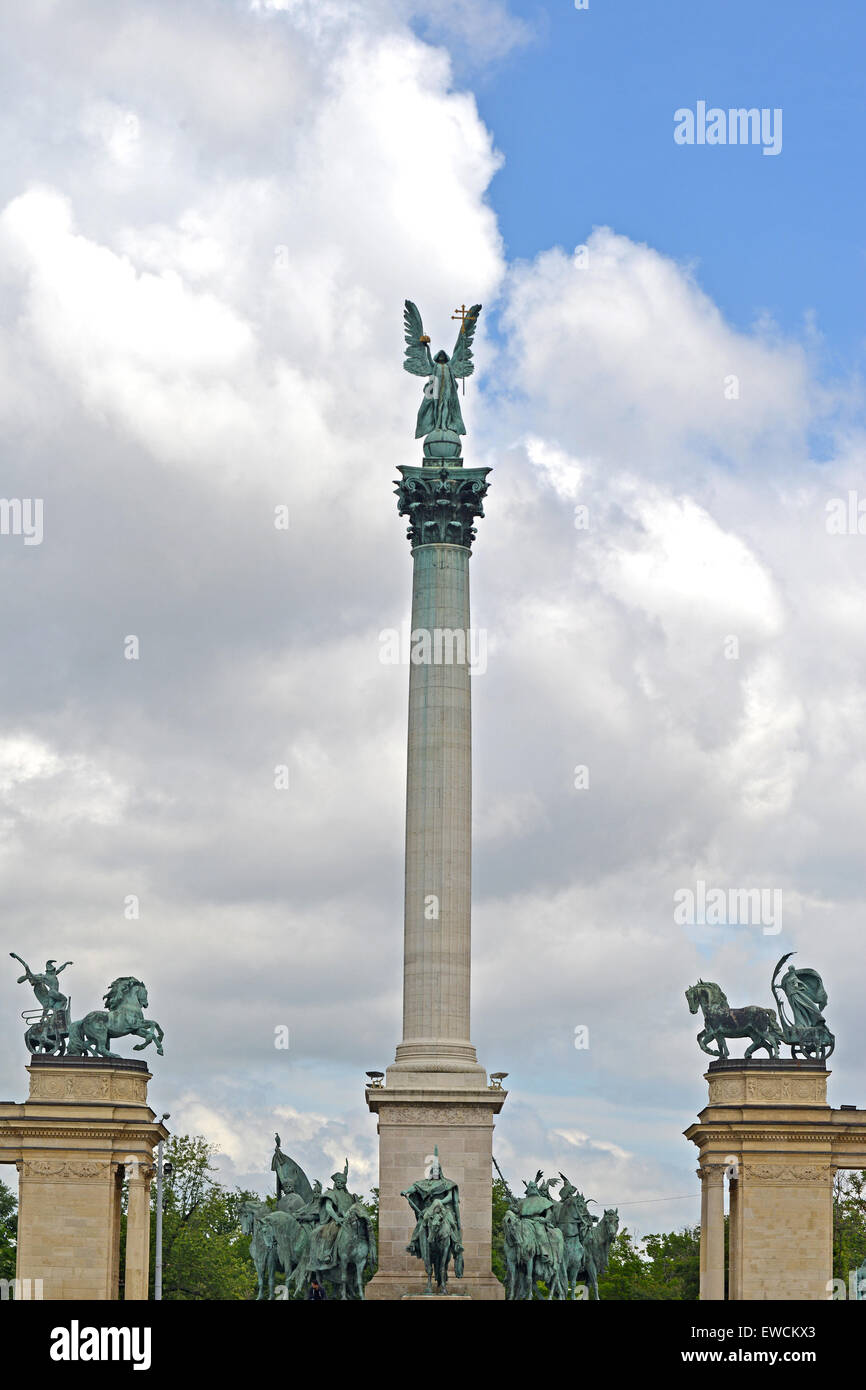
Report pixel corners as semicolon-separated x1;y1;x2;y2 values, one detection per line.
0;0;865;1241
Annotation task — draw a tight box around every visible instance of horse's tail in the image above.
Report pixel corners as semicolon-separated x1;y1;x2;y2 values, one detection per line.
67;1017;88;1055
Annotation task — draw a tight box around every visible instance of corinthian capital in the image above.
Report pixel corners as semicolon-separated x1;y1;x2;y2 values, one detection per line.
395;464;491;550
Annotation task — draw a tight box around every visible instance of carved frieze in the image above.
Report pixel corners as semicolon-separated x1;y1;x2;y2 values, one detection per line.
21;1158;114;1181
742;1162;833;1186
28;1069;146;1103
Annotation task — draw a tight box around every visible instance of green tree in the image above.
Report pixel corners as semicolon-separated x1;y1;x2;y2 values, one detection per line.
490;1176;510;1286
0;1177;16;1283
833;1169;866;1291
130;1135;259;1300
597;1224;701;1300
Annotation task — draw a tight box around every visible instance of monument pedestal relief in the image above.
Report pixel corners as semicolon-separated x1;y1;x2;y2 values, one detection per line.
365;301;506;1299
0;1057;167;1300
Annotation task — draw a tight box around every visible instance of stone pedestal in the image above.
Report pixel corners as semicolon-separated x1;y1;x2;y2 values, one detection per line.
0;1057;168;1300
365;1088;506;1301
685;1059;866;1301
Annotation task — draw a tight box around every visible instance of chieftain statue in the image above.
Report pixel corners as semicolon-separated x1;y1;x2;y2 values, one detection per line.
401;1147;464;1295
686;953;834;1062
496;1160;618;1300
242;1138;376;1300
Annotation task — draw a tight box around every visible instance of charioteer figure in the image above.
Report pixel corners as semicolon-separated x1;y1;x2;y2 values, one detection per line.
10;952;73;1055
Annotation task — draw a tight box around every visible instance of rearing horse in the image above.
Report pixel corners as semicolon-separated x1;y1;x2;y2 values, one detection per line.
686;979;781;1059
67;977;164;1058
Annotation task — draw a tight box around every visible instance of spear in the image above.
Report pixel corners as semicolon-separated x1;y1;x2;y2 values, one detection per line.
493;1155;518;1210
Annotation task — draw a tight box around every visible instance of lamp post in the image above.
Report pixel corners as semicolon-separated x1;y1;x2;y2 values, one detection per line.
154;1113;171;1301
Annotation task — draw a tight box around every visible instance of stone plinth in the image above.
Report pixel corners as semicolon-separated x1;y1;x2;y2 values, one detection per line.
685;1059;866;1301
0;1057;168;1300
365;1087;506;1301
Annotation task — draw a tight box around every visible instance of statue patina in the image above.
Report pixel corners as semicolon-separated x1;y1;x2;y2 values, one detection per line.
686;955;834;1062
501;1169;567;1300
67;977;164;1058
402;300;481;460
11;954;165;1060
496;1160;618;1300
401;1147;464;1295
10;952;73;1055
244;1140;376;1300
771;952;835;1060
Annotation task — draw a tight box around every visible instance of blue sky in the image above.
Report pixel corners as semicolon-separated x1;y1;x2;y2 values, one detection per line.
445;0;866;378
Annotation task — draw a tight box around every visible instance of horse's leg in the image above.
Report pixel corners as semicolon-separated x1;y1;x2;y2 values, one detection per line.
131;1023;155;1052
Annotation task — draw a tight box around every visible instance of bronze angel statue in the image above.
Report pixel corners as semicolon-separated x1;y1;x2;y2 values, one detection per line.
403;300;481;442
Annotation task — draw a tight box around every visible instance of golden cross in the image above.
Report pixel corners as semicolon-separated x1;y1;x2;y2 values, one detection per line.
451;303;477;334
451;304;477;393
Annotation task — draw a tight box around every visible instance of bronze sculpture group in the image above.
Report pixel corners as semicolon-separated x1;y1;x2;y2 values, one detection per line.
497;1163;619;1300
241;1139;377;1300
11;953;164;1058
686;952;834;1061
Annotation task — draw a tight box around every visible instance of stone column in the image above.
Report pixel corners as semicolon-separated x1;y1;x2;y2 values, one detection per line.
124;1165;153;1300
0;1057;168;1300
366;455;506;1299
728;1167;743;1301
389;464;491;1086
699;1163;726;1300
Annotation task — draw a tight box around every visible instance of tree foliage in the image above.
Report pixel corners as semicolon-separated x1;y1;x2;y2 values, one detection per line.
0;1178;16;1283
833;1169;866;1290
143;1134;259;1300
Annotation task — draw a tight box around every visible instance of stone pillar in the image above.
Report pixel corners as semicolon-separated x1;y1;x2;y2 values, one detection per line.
124;1166;153;1300
728;1170;743;1302
699;1162;726;1300
0;1057;168;1300
366;455;506;1299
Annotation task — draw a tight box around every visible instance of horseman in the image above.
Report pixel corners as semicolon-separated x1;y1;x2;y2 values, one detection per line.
304;1161;355;1272
551;1174;592;1241
402;1149;464;1275
518;1174;554;1222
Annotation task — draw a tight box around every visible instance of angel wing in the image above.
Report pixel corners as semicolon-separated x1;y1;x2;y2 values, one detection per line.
403;300;434;377
450;303;482;379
